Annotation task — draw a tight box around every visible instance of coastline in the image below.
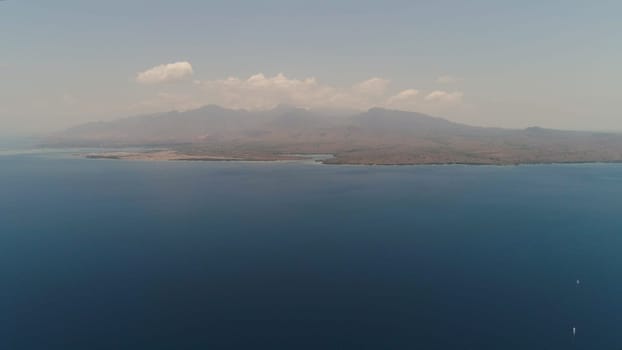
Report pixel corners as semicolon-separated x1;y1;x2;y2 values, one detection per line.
80;150;622;167
82;150;321;162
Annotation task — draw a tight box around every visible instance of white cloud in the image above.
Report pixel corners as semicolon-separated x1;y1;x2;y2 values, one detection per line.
388;89;419;102
424;90;463;103
136;61;194;84
197;73;330;109
196;74;422;111
436;75;460;84
197;73;385;110
352;77;390;96
386;89;420;110
137;72;464;113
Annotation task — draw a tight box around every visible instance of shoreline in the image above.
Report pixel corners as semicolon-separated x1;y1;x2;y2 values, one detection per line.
80;150;622;167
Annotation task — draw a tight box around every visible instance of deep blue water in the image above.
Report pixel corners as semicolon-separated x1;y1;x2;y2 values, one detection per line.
2;152;622;349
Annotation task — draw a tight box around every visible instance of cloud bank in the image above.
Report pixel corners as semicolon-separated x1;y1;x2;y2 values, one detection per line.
424;90;464;103
194;74;402;111
195;73;462;111
136;61;194;84
134;66;463;113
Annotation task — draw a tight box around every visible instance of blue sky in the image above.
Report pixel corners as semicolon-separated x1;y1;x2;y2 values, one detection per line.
1;0;621;133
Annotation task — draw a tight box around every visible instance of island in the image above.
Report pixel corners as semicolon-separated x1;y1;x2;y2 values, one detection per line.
46;105;622;165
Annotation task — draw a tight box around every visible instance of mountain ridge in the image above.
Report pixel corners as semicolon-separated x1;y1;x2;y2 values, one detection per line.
47;105;622;165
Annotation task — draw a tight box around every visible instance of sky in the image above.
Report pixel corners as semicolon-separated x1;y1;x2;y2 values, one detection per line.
1;0;621;134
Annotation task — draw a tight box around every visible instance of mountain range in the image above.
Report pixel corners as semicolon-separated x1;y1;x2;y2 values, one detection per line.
47;105;622;165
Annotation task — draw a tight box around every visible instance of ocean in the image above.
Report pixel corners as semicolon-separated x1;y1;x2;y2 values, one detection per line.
2;150;622;349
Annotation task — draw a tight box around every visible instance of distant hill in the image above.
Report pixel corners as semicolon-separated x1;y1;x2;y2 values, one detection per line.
47;105;622;165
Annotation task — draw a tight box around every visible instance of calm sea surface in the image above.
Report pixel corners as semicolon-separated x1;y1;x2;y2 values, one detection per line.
2;150;622;349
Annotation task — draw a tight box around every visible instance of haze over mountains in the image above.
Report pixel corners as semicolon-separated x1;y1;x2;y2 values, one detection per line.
48;105;622;165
